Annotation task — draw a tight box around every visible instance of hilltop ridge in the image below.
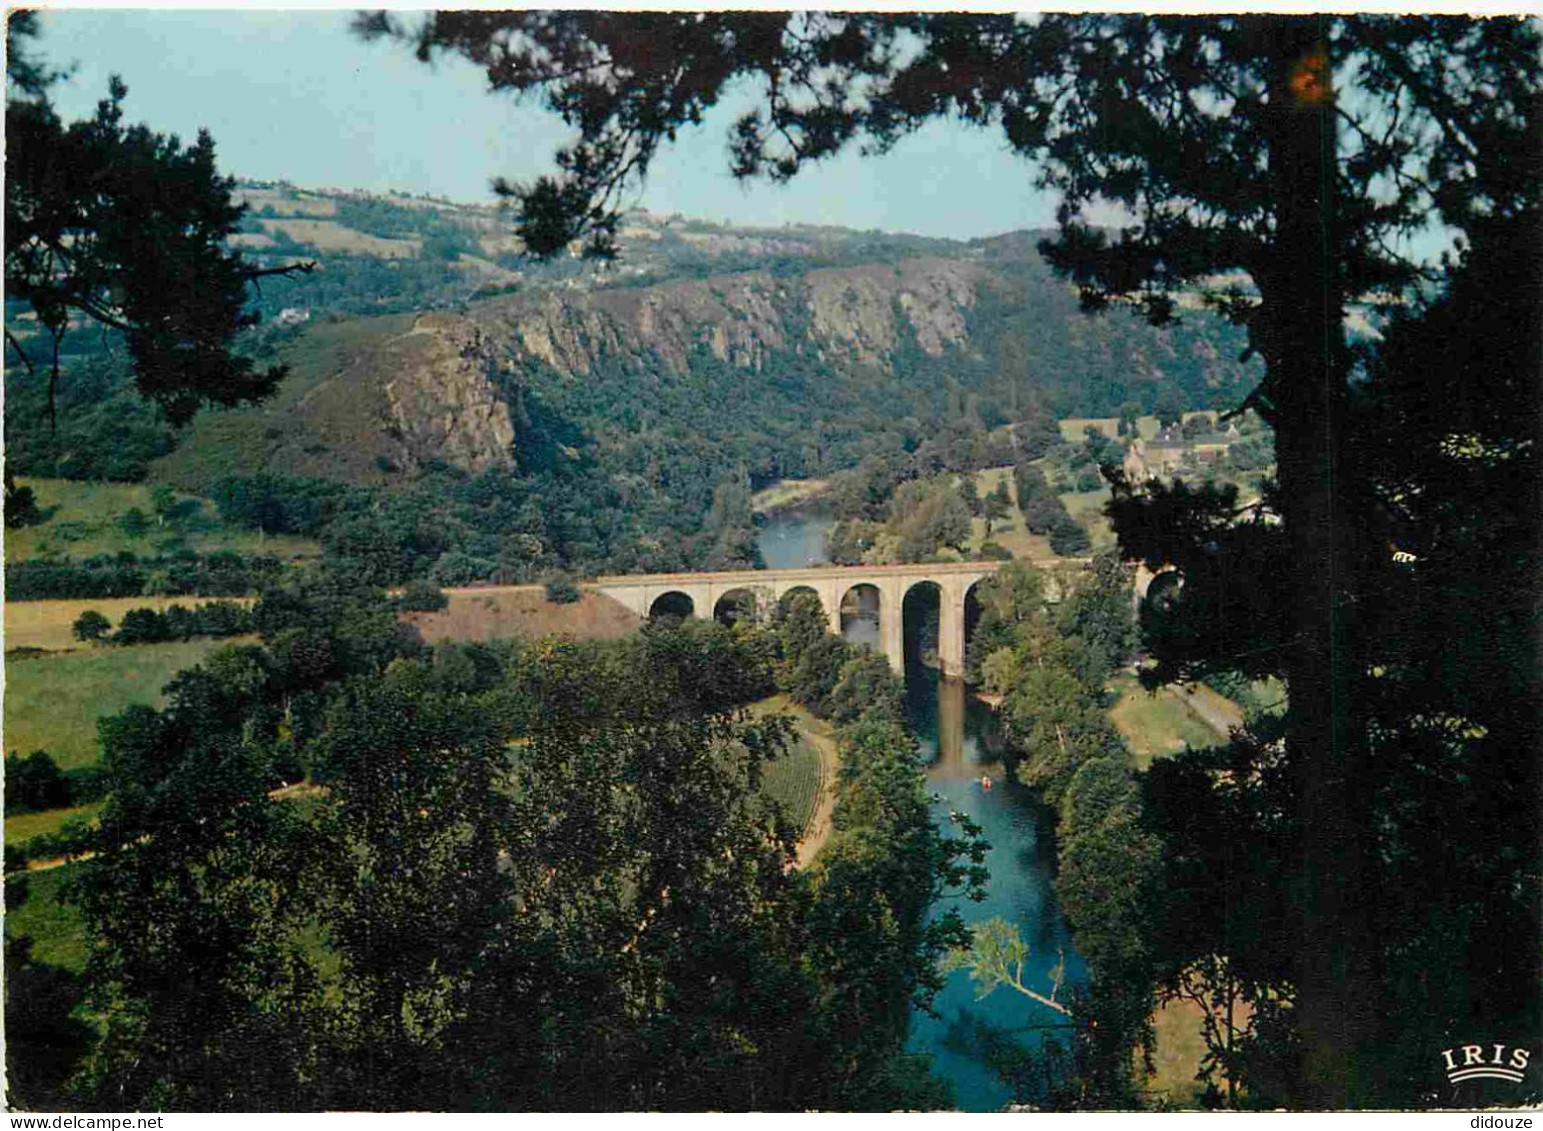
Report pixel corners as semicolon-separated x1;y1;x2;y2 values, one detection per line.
92;180;1258;494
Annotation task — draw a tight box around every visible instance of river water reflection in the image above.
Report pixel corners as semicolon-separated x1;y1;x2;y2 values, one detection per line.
756;504;1085;1110
756;505;835;570
902;664;1087;1111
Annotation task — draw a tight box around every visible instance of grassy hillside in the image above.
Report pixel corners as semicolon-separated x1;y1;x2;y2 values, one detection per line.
6;478;318;562
148;313;416;492
1060;485;1117;552
5;865;89;972
1107;674;1226;770
407;587;642;645
966;466;1054;559
964;464;1112;560
4;638;244;770
5;803;104;849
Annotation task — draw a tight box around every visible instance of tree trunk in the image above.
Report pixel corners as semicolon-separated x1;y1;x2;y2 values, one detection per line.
1257;18;1372;1108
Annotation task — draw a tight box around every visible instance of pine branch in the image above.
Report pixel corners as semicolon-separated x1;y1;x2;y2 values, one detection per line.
239;260;319;281
5;328;37;376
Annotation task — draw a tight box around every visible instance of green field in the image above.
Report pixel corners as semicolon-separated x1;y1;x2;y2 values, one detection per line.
1108;675;1226;770
760;736;823;836
1059;485;1117;552
7;477;319;562
6;595;256;653
5;803;105;848
966;466;1049;560
1059;412;1233;443
6;864;90;973
966;465;1113;560
1059;415;1163;442
4;638;240;770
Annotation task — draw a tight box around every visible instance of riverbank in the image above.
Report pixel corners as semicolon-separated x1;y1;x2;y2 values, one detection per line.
750;477;831;516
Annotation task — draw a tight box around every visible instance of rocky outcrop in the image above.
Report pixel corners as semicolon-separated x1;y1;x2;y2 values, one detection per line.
469;256;985;381
277;258;985;480
380;315;516;475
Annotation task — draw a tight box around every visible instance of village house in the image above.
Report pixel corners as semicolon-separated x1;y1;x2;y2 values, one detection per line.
1123;421;1242;481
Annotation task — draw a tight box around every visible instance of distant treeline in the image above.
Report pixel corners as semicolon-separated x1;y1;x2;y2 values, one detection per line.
4;750;107;818
71;600;254;646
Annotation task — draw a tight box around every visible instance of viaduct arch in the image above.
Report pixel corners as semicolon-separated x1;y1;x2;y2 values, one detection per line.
590;561;1077;679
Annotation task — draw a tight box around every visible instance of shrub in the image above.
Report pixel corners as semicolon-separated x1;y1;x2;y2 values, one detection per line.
978;541;1014;561
430;551;497;587
163;604;199;641
71;610;112;643
398;579;449;612
111;601;253;645
195;600;253;637
114;607;172;646
4;483;42;528
544;573;582;604
1049;513;1093;556
4;751;70;814
63;766;110;806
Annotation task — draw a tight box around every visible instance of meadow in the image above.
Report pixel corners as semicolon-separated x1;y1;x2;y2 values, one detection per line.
1059;484;1117;552
1107;674;1228;769
409;586;641;645
6;864;89;972
965;465;1113;560
7;477;319;563
5;595;255;653
5;802;105;848
750;477;832;515
1059;415;1163;442
4;637;243;770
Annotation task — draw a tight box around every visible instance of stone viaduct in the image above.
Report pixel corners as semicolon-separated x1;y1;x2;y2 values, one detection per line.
590;560;1080;679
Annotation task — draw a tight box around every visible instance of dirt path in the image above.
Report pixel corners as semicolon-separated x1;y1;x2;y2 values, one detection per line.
1173;682;1244;737
794;722;841;869
13;782;329;875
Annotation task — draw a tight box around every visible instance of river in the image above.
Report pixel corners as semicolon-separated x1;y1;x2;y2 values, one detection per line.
757;504;1086;1110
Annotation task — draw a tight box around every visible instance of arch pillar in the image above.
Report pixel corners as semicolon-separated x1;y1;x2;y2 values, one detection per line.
877;576;906;673
819;578;843;638
937;576;968;679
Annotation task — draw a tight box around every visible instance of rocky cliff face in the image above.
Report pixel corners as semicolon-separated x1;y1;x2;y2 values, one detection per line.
154;233;1254;492
155;252;1010;489
469;256;986;385
380;315;516;475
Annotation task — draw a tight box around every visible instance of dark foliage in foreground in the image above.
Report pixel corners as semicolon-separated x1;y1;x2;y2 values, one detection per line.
9;577;983;1111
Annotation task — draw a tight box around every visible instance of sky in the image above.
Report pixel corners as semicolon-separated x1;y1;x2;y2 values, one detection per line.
37;9;1064;240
